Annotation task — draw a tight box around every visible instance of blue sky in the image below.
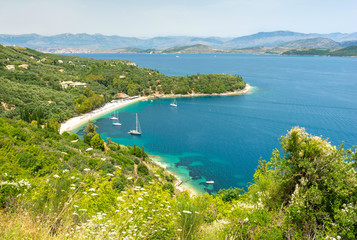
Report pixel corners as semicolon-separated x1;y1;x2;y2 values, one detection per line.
1;0;356;37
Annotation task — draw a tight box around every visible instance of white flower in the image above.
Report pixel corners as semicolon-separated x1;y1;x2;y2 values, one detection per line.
128;210;133;214
53;174;60;178
62;169;69;173
73;212;78;215
71;176;75;179
79;209;87;211
138;197;143;201
74;205;79;208
89;188;95;191
70;187;75;190
243;217;249;222
83;168;90;172
107;173;114;177
183;210;192;214
82;192;87;195
91;193;98;196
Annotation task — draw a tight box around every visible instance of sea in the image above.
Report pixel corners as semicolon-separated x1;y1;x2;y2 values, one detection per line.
71;53;357;194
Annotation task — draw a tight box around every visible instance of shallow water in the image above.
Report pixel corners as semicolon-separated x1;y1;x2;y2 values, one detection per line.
73;53;357;193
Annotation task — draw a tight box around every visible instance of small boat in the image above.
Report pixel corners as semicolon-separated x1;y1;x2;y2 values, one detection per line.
129;113;142;135
112;112;122;126
109;111;118;120
170;98;177;107
206;181;214;184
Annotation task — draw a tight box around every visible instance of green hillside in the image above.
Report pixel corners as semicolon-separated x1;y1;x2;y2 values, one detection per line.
0;118;356;239
282;45;357;56
0;45;245;123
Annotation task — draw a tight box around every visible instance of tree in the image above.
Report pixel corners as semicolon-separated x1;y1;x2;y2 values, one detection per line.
90;133;104;150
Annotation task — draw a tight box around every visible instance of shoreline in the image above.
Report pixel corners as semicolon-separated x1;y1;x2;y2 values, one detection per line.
59;97;147;134
149;155;199;196
60;84;253;134
150;83;252;99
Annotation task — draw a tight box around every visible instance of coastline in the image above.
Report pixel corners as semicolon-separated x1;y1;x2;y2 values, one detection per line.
149;155;199;196
150;83;253;99
60;84;253;134
59;97;147;134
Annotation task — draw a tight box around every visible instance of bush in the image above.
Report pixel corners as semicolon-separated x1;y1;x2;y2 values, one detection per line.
162;183;174;195
137;163;149;176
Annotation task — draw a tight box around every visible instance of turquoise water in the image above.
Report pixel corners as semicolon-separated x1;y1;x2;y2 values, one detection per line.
73;53;357;193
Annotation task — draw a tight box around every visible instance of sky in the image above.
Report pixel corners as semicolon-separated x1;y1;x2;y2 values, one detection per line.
1;0;356;37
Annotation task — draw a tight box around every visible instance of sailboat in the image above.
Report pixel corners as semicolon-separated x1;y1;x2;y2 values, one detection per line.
170;98;177;107
109;111;118;120
112;112;122;126
129;113;141;135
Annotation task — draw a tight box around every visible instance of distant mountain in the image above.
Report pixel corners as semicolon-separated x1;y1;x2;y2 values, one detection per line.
277;38;341;49
224;31;357;49
162;44;225;54
1;31;356;53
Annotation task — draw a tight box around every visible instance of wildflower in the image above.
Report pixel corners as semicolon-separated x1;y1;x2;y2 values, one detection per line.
138;197;143;201
83;192;87;194
79;209;87;211
177;229;182;231
147;217;152;219
71;176;75;179
83;168;90;172
107;173;114;177
115;210;120;213
91;193;98;196
89;188;95;191
74;205;79;208
183;210;192;214
63;169;69;173
128;210;133;214
70;187;76;190
243;217;249;222
53;174;60;178
73;212;78;215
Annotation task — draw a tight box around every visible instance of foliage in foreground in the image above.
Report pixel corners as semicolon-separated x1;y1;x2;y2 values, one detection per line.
0;118;356;239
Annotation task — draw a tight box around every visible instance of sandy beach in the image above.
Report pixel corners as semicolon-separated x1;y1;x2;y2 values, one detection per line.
60;84;253;134
60;96;147;134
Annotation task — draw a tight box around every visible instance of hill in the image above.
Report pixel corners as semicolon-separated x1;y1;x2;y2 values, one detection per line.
162;44;225;54
0;45;246;123
277;37;341;49
1;119;356;239
282;45;357;56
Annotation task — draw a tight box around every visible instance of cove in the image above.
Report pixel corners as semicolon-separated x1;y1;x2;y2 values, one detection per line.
72;53;357;193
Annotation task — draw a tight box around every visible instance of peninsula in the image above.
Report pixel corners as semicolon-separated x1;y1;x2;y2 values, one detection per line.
0;45;247;125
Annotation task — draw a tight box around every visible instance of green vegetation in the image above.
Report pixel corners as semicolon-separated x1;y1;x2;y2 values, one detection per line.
0;45;246;123
0;118;355;239
282;45;357;56
1;44;356;239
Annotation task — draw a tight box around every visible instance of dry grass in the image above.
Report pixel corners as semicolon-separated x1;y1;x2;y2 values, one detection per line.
0;210;66;240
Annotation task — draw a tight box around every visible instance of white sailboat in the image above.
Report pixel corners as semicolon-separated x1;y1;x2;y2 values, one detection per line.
109;111;118;120
129;113;141;135
112;112;122;126
170;98;177;107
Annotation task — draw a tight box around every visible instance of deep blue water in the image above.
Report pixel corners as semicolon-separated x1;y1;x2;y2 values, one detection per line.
72;53;357;193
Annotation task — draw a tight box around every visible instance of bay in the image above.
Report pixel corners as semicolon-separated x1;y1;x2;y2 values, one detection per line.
72;53;357;194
